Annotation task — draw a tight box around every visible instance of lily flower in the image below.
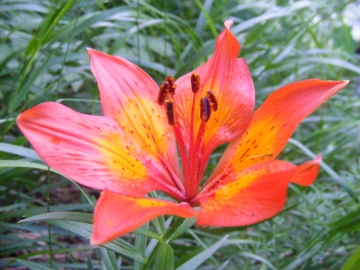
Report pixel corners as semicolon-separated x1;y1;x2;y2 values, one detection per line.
17;20;348;245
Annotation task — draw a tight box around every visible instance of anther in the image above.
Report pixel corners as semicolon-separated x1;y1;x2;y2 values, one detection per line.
200;97;211;122
166;76;176;95
191;73;200;93
206;90;218;111
158;81;169;105
166;100;175;125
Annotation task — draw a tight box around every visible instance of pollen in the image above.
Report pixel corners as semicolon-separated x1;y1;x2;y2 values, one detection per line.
158;76;177;125
200;91;218;122
166;76;176;95
191;73;200;93
158;81;169;105
166;100;175;125
206;90;218;111
200;96;211;122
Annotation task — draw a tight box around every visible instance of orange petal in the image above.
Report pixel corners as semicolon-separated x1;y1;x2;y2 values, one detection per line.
88;49;182;188
91;189;198;245
291;155;321;186
174;20;255;155
17;102;182;199
197;160;297;227
209;79;348;181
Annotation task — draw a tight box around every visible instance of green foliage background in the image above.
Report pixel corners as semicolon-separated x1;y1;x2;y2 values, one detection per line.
1;0;359;269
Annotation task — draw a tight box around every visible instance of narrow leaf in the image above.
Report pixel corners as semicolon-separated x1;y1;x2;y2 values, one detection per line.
341;245;360;270
176;235;228;270
15;259;55;270
164;217;197;242
100;247;119;270
0;143;40;160
48;220;145;263
19;211;93;224
152;242;174;270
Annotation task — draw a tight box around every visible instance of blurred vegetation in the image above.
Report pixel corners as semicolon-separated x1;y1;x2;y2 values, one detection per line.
1;0;359;269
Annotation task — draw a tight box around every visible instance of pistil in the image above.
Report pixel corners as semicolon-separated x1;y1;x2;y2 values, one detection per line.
157;74;218;203
187;91;218;200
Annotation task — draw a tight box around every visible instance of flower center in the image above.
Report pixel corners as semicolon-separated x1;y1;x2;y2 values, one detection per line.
157;74;218;202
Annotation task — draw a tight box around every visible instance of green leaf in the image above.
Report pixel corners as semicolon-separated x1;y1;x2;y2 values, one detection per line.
0;159;57;172
48;220;146;263
135;223;149;270
239;252;276;270
291;57;360;75
134;227;161;240
328;207;360;236
0;160;94;204
1;3;48;13
9;1;76;113
19;211;93;224
100;247;119;270
15;259;55;270
163;217;197;242
152;242;174;270
19;212;160;263
194;0;217;37
231;2;311;34
0;143;40;160
46;6;130;44
176;235;228;270
175;42;214;77
341;244;360;270
87;253;95;270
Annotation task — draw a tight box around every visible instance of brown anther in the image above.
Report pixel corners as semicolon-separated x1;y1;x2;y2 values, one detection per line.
206;90;218;111
191;73;200;93
165;100;175;125
200;97;211;122
158;81;169;105
166;76;176;95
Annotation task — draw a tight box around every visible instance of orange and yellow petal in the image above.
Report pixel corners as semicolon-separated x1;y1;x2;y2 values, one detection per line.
197;160;297;227
174;20;255;154
88;49;182;186
17;102;178;197
208;79;348;181
91;189;198;245
290;155;321;186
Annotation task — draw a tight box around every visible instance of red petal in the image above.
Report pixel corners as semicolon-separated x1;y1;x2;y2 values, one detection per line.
208;79;348;181
88;49;182;189
197;160;297;226
17;102;181;198
290;155;321;186
174;20;255;155
91;189;198;245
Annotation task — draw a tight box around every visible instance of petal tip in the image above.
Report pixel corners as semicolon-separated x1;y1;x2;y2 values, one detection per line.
341;80;350;86
16;112;24;124
314;154;322;163
224;20;233;30
17;105;40;125
87;47;94;58
90;235;103;246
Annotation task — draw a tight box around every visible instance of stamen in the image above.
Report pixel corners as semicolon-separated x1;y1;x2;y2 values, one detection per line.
206;90;218;111
166;76;176;95
158;81;169;105
191;73;200;93
165;100;175;125
200;97;211;122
